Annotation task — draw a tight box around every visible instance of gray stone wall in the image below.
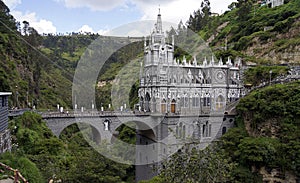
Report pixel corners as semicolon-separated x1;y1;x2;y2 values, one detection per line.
0;129;11;153
0;95;9;132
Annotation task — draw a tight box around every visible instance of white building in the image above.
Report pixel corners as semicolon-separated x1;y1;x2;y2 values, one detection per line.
266;0;284;8
138;12;243;115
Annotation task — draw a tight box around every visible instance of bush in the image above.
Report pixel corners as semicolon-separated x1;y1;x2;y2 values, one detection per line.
0;153;44;183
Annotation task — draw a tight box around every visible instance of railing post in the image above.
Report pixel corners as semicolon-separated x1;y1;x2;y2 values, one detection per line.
14;169;19;183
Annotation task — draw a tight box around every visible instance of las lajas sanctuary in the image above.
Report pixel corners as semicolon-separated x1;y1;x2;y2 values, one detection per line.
138;11;243;116
136;11;244;181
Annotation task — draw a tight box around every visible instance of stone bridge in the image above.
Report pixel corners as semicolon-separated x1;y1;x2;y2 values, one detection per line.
42;111;236;143
43;111;163;142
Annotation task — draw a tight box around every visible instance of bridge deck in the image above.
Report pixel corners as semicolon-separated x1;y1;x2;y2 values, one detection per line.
39;110;236;119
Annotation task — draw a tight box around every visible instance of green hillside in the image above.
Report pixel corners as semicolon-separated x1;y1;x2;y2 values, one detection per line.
186;0;300;64
0;1;76;109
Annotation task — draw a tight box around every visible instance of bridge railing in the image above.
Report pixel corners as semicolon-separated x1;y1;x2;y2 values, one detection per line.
8;108;31;117
40;110;141;118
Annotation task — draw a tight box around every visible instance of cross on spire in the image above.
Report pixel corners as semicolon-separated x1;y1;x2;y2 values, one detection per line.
158;5;161;15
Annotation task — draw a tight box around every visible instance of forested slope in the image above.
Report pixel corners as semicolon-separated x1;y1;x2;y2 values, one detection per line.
186;0;300;64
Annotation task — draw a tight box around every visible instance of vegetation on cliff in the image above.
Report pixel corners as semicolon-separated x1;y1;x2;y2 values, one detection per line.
0;112;135;182
186;0;300;64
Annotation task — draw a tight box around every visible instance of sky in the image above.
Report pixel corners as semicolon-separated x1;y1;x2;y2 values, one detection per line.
3;0;236;35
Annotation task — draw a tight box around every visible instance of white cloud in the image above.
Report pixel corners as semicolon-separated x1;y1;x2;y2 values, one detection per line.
78;24;94;33
57;0;125;11
77;25;110;35
135;0;236;25
11;11;57;34
2;0;21;10
136;0;200;24
97;29;109;35
104;20;176;37
31;19;57;34
210;0;237;14
55;0;235;26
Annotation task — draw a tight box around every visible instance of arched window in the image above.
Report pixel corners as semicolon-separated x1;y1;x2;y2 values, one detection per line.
216;95;225;110
161;99;167;113
182;94;189;108
222;126;227;135
192;94;200;108
176;122;186;139
203;93;210;107
145;92;151;112
180;94;189;108
140;96;144;111
152;97;156;113
171;99;176;113
203;121;210;137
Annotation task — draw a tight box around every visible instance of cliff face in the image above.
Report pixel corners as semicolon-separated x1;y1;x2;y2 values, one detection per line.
235;81;300;182
205;0;300;65
244;17;300;64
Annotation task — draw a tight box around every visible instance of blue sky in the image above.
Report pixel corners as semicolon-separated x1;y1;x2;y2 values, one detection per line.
3;0;236;35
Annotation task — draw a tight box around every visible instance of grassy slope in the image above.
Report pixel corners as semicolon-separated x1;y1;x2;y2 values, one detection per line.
206;0;300;64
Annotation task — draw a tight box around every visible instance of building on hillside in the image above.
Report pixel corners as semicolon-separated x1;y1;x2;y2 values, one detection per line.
138;12;243;116
210;12;219;17
266;0;284;7
136;11;244;182
0;92;12;153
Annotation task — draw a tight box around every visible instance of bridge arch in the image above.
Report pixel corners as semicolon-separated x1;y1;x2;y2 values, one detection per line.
45;117;115;144
59;123;101;144
112;119;157;143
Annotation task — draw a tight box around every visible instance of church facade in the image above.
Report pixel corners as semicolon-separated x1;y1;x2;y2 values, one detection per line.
138;12;243;116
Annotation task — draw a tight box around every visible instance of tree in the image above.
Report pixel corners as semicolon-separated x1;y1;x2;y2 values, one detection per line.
157;144;236;183
186;0;211;32
22;21;29;35
0;1;17;32
236;0;254;21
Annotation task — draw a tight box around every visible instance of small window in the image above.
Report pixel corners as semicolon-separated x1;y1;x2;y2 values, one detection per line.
222;127;227;135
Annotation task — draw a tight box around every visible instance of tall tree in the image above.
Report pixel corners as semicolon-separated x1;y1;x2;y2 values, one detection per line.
236;0;254;21
186;0;211;32
0;1;17;32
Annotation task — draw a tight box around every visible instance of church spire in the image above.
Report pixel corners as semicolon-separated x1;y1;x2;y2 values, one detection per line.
156;7;163;33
